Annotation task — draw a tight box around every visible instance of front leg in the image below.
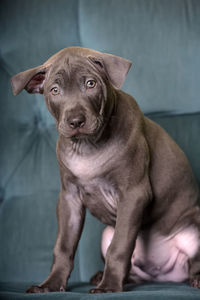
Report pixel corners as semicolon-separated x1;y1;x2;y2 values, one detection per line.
90;183;151;293
27;183;85;293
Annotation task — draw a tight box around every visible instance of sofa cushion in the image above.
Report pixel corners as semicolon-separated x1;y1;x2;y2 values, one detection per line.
1;282;200;299
79;0;200;114
0;0;80;74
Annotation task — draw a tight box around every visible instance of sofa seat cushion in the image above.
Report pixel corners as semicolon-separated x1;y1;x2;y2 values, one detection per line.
1;282;200;299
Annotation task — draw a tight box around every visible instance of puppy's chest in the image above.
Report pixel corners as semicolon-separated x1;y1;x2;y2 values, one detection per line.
65;145;117;179
82;178;118;225
64;148;120;224
67;154;104;179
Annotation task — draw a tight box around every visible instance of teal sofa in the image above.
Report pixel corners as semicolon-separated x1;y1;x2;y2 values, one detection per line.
0;0;200;299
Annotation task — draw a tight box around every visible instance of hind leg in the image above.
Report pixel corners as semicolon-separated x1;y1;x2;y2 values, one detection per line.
187;220;200;289
90;271;104;286
90;226;141;286
189;251;200;288
90;226;115;286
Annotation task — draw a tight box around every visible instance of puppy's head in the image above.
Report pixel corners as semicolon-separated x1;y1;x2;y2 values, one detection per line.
11;47;131;140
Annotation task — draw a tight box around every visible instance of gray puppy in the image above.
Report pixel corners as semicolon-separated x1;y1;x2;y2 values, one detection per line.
11;47;200;293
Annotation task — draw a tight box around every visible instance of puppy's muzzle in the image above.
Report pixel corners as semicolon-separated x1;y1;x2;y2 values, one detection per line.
67;114;86;129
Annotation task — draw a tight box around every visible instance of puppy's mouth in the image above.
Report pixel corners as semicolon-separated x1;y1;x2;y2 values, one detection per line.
58;116;104;140
58;125;87;138
58;125;99;140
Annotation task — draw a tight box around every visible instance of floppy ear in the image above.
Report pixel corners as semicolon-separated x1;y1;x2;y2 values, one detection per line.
11;65;48;95
89;53;132;89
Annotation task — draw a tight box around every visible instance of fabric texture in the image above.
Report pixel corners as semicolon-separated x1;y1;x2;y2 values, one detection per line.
0;0;199;299
79;0;200;114
1;282;200;300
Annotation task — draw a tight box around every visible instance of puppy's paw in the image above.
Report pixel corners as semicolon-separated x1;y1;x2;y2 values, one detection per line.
190;277;200;289
89;288;115;293
89;285;122;293
26;284;66;293
26;286;49;293
90;270;103;286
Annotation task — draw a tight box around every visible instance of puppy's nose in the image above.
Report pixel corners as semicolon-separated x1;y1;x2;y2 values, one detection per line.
68;115;86;129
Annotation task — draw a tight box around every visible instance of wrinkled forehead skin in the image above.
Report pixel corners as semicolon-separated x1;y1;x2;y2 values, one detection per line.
44;47;106;93
44;47;104;83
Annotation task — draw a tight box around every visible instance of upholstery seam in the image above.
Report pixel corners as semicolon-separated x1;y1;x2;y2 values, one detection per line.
146;110;200;118
0;56;13;77
77;0;83;47
40;128;57;154
3;130;38;197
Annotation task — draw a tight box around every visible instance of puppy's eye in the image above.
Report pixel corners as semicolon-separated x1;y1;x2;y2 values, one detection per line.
86;80;96;88
51;87;60;95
